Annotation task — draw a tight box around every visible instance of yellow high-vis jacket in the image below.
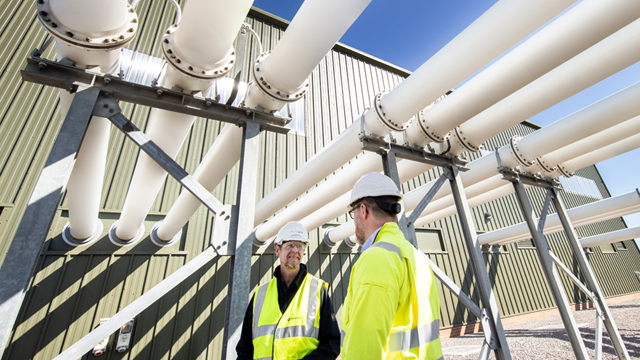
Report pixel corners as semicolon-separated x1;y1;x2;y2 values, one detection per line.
252;273;327;360
341;222;443;359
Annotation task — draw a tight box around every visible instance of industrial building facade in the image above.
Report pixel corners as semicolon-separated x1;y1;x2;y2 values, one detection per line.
0;2;639;359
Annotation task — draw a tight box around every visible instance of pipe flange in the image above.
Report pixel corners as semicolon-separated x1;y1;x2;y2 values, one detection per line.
452;126;483;152
343;236;358;248
36;1;138;50
535;156;555;173
556;163;574;178
508;136;534;167
252;52;309;102
372;91;411;132
61;220;104;247
108;222;145;247
149;221;181;247
416;108;450;143
162;24;236;80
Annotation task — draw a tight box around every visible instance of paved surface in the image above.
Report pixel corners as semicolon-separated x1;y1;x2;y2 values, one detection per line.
440;297;640;359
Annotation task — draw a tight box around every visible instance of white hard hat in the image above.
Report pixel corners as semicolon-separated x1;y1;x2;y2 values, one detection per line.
274;221;309;245
349;172;403;209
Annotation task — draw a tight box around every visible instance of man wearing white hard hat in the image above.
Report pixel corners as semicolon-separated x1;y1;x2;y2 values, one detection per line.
236;221;340;360
340;172;443;359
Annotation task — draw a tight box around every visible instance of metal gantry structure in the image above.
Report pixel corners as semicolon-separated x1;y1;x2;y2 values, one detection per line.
0;23;633;360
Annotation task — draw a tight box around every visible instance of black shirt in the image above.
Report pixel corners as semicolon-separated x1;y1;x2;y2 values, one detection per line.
236;264;341;359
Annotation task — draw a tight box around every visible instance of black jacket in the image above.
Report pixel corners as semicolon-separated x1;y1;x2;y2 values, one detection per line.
236;264;341;359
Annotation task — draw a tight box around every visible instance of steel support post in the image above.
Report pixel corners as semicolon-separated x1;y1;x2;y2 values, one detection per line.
446;166;511;360
550;188;630;360
511;181;589;360
222;121;261;360
0;86;99;358
381;151;419;247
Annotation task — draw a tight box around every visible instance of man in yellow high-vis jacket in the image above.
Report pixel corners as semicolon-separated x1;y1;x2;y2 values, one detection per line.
236;221;340;360
341;172;443;360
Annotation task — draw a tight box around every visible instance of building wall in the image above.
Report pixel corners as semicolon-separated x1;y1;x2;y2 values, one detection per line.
0;1;639;359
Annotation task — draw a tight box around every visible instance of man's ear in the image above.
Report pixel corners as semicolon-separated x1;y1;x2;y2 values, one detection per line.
275;244;280;257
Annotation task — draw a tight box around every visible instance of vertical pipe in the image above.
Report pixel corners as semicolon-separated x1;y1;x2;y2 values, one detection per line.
158;0;372;241
113;0;254;242
42;0;138;243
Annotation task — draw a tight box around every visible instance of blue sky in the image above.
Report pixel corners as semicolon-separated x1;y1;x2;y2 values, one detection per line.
252;0;640;245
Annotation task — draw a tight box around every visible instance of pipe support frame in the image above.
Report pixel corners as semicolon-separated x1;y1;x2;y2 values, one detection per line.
37;0;138;50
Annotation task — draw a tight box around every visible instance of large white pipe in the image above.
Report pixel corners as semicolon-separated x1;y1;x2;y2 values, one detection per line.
579;226;640;248
255;1;640;239
415;0;640;143
37;0;138;242
245;0;372;110
380;0;575;128
254;0;574;228
448;17;640;155
155;0;372;242
538;115;640;172
320;80;640;244
479;190;640;245
113;0;253;242
547;132;640;179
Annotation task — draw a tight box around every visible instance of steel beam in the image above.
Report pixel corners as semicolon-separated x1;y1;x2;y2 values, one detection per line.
222;121;261;360
551;188;630;360
511;180;589;360
0;86;99;358
447;166;511;360
52;247;217;359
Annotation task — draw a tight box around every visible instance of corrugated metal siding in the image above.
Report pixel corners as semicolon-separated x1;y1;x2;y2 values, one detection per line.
1;1;639;358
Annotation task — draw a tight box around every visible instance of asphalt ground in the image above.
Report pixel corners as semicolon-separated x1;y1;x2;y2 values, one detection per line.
440;296;640;360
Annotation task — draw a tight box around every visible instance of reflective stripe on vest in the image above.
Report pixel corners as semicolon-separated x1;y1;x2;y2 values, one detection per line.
371;241;402;262
252;274;323;359
387;319;440;352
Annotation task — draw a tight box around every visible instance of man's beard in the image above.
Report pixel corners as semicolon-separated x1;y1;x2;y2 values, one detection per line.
355;225;366;246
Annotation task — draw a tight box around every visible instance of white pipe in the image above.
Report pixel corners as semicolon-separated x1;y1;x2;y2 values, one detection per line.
547;132;640;178
580;226;640;248
254;0;573;229
253;153;381;243
324;88;640;244
245;0;372;110
40;0;137;242
114;0;253;242
479;190;640;245
380;0;575;127
155;123;243;241
416;0;640;142
539;115;640;171
449;17;640;155
156;0;372;241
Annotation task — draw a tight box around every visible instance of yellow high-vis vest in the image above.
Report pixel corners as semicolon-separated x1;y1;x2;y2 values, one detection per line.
341;222;443;359
252;273;327;360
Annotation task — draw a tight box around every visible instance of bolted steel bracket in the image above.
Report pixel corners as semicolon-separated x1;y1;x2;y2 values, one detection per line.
212;205;233;256
481;309;499;349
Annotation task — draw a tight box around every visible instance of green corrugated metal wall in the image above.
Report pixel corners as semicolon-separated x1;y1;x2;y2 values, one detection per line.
1;1;639;359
